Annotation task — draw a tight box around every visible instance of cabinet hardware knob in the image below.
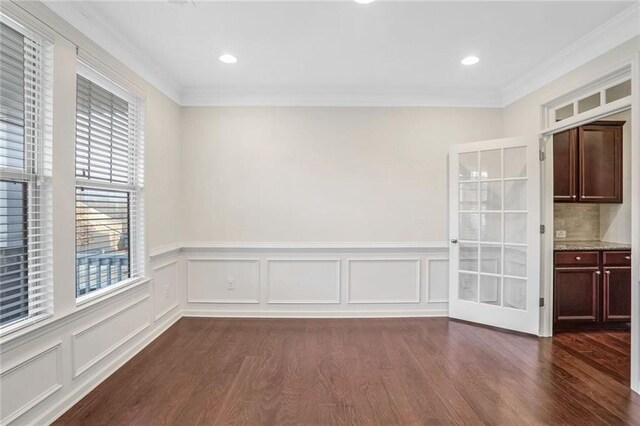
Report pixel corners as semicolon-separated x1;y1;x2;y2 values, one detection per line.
596;271;601;275
625;256;631;260
605;270;611;274
450;239;458;244
572;195;576;199
575;256;581;260
581;196;585;199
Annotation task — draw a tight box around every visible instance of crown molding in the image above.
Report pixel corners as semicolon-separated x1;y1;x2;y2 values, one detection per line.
39;1;182;104
501;2;640;107
180;86;503;108
24;1;640;108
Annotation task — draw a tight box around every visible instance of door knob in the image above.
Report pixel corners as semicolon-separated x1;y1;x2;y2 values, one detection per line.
605;270;611;274
626;256;631;260
596;271;601;275
451;239;458;244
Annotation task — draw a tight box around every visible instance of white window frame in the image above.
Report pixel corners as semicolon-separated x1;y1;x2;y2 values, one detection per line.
0;14;54;335
74;59;146;305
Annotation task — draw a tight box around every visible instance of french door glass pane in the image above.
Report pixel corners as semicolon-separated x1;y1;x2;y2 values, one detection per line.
480;149;501;179
459;243;478;272
480;275;501;306
459;213;479;241
504;147;527;178
480;213;501;243
459;182;478;211
504;246;527;277
504;277;527;310
480;244;501;274
481;181;502;211
459;273;478;302
459;152;478;180
504;180;527;211
505;213;527;244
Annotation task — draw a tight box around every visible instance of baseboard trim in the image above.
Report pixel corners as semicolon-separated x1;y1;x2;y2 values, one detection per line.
182;309;448;319
32;311;181;426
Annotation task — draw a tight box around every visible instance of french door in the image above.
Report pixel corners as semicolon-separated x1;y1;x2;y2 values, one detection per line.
449;137;540;335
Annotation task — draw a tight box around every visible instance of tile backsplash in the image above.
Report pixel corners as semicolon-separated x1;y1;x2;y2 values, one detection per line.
554;203;600;241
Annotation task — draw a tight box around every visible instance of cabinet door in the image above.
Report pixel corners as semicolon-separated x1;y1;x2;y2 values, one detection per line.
578;123;622;203
553;128;578;202
554;266;600;325
603;266;631;322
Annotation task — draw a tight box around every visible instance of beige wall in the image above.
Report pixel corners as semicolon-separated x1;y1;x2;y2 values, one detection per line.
145;86;182;250
180;107;503;243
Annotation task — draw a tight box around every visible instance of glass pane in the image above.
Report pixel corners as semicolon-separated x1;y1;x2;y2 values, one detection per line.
0;180;28;325
480;213;501;243
577;92;600;114
459;152;478;181
480;181;502;211
480;244;501;274
555;104;574;121
459;213;479;241
459;182;478;211
606;80;631;103
504;213;527;244
504;245;527;277
459;243;478;272
480;275;501;306
459;273;478;302
504;180;527;211
480;149;501;179
76;188;131;297
504;147;526;178
504;277;526;310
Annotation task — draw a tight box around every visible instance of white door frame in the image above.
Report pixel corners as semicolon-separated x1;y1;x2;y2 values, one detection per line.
538;53;640;393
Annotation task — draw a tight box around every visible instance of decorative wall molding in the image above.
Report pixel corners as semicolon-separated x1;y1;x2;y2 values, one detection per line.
347;258;421;304
266;259;342;304
70;296;151;379
427;258;450;303
0;341;63;425
152;260;180;321
187;258;261;304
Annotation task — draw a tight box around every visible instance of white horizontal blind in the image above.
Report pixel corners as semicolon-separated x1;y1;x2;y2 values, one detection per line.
75;65;144;298
0;18;53;330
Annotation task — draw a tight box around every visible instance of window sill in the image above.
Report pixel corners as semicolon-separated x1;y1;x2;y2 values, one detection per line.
76;276;150;311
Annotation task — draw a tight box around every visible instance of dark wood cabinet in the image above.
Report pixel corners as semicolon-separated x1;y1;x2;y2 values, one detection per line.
553;121;624;203
553;128;578;202
554;250;630;331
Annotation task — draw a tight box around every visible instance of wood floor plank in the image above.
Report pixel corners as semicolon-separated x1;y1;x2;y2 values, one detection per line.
54;318;640;425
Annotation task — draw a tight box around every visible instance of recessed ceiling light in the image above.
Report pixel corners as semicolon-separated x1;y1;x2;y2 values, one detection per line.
461;56;480;66
219;54;238;64
354;0;375;4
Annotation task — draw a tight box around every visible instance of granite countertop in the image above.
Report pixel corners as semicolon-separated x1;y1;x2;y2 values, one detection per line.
554;240;632;251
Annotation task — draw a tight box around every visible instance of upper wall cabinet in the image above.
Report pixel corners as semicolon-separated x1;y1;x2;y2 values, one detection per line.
553;121;624;204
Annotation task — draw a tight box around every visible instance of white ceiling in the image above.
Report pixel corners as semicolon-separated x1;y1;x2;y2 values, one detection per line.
44;1;639;106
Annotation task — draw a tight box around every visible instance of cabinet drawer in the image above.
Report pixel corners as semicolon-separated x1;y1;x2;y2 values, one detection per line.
603;251;631;266
554;251;599;266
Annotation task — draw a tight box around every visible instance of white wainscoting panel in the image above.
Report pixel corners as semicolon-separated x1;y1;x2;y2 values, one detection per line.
347;259;421;303
267;259;341;304
0;341;62;425
427;258;450;303
153;260;179;320
187;259;260;303
71;296;151;378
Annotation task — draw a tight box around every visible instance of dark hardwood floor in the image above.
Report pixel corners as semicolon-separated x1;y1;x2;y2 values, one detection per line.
55;318;640;425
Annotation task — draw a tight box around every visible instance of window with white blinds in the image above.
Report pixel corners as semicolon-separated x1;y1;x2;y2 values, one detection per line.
75;65;144;299
0;18;53;331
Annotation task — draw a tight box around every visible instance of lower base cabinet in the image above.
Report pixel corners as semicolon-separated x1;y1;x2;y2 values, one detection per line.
554;250;630;331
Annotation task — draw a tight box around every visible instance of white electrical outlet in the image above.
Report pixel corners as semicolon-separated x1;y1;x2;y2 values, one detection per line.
227;278;235;290
556;230;567;239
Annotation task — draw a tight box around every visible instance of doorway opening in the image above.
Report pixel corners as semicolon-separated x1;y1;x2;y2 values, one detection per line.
539;62;638;391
